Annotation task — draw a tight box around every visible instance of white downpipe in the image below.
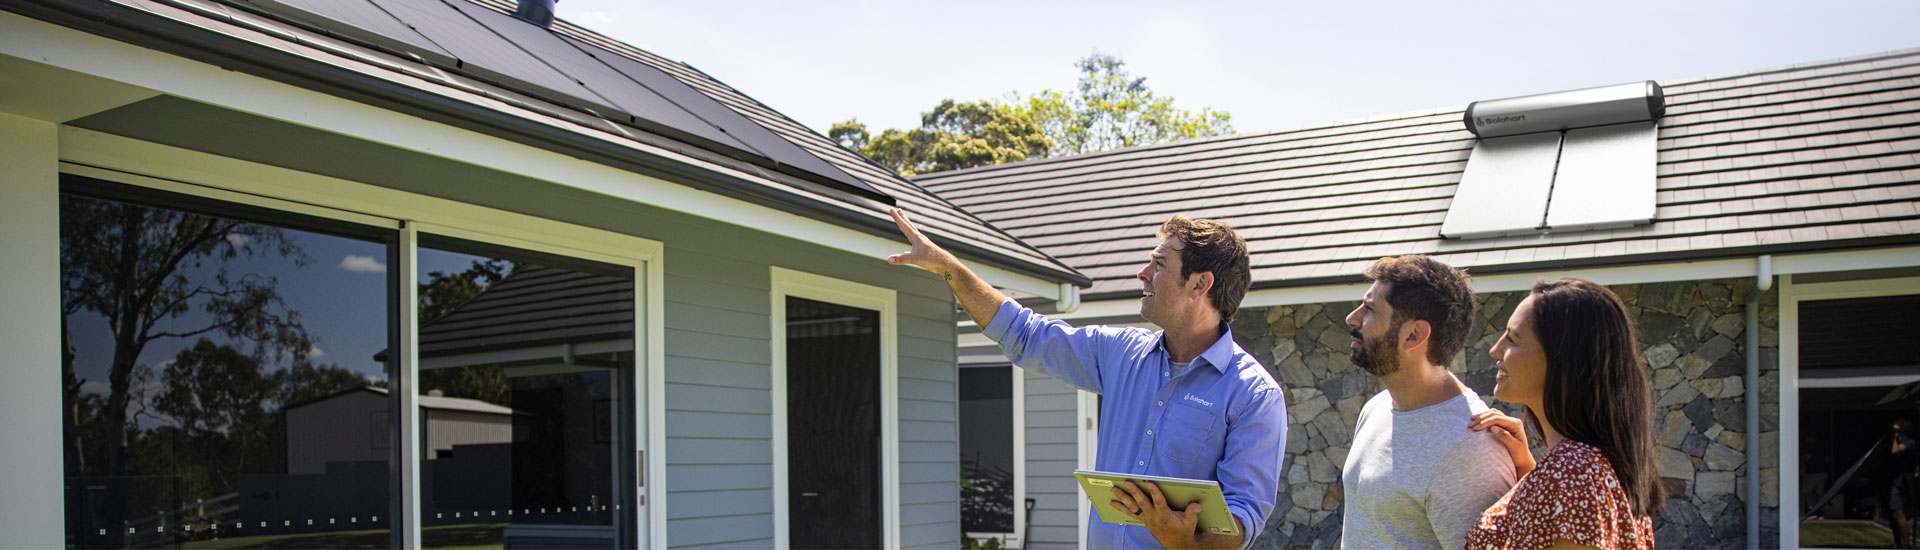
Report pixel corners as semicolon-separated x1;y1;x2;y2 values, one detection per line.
1747;255;1772;547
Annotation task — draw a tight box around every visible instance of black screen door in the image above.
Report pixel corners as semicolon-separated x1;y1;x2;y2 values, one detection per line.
786;297;881;549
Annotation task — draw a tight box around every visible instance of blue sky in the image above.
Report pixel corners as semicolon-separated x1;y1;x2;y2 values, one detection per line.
551;0;1920;137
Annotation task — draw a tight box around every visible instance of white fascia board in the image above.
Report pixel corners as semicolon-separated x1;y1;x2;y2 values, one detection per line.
0;10;1068;301
958;245;1920;326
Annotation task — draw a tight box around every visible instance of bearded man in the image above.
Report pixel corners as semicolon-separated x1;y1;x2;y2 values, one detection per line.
1339;256;1515;550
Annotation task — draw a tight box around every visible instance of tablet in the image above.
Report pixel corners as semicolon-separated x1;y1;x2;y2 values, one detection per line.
1073;469;1238;536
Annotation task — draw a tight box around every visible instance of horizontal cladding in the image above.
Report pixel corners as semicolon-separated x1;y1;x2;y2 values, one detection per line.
917;49;1920;294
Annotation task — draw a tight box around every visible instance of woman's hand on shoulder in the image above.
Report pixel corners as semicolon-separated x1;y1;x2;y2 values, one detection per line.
1469;408;1536;478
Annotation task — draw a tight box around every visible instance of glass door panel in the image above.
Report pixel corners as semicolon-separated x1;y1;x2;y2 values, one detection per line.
414;244;637;549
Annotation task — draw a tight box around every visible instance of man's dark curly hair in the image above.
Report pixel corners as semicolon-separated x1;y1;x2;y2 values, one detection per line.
1362;255;1476;365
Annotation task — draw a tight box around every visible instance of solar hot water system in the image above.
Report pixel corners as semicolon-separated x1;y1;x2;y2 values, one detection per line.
1441;81;1667;239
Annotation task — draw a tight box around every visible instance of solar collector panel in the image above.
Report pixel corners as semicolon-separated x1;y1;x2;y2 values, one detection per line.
1438;132;1562;239
1546;122;1659;231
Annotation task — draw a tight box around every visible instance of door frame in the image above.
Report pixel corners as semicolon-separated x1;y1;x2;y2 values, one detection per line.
769;266;899;549
58;129;669;549
1778;274;1920;548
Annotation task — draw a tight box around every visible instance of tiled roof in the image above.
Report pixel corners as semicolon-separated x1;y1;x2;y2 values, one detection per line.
917;48;1920;300
417;265;632;358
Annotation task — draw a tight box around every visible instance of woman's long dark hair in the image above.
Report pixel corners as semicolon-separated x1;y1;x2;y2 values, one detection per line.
1525;278;1666;516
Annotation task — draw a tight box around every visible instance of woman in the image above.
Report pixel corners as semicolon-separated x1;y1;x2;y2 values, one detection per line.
1464;279;1663;550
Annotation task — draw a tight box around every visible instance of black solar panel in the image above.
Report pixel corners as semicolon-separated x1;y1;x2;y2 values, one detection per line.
237;0;456;65
385;0;623;117
234;0;888;202
562;36;887;200
450;2;751;152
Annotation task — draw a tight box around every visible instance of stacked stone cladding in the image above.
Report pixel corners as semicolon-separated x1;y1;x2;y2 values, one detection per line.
1227;278;1780;549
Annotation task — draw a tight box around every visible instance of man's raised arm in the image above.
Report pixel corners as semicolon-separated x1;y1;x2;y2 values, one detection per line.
885;208;1006;327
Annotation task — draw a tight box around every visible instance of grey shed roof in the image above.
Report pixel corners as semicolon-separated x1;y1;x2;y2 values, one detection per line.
2;0;1086;286
917;48;1920;300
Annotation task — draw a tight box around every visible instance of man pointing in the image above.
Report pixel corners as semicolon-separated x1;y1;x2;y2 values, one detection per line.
888;208;1287;549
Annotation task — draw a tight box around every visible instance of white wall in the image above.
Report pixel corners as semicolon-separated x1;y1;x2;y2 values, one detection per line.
0;112;63;546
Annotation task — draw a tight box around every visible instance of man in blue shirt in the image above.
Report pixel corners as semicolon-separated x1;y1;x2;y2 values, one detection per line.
888;208;1287;549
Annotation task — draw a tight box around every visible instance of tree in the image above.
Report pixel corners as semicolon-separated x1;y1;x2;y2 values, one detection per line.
835;100;1049;176
834;53;1232;176
1015;52;1233;156
59;194;312;547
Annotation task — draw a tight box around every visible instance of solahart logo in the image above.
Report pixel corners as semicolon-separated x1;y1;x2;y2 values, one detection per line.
1183;394;1213;408
1478;114;1525;126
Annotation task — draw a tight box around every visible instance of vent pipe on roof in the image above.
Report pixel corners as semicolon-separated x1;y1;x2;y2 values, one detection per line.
513;0;557;28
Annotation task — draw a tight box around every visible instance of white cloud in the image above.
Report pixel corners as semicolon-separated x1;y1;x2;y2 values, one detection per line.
339;254;386;273
226;233;252;247
79;380;110;395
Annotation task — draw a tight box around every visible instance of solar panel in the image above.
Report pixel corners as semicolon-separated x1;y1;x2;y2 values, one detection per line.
236;0;456;66
382;0;622;117
562;36;887;200
445;1;750;151
1439;131;1561;239
1545;121;1658;231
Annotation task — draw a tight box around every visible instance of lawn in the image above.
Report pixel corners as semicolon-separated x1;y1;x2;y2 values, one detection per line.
1800;519;1895;548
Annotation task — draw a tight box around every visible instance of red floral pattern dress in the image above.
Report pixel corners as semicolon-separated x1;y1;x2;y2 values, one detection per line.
1465;440;1654;550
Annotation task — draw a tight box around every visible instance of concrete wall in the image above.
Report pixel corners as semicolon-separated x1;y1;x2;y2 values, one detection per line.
1232;278;1781;550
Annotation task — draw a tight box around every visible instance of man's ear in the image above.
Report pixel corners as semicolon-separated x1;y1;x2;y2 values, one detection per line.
1187;271;1215;299
1401;319;1432;352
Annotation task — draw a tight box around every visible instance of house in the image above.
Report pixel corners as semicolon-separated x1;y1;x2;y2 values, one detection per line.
921;48;1920;549
0;0;1088;548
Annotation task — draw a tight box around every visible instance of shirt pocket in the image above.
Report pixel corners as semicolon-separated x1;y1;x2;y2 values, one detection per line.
1157;401;1220;464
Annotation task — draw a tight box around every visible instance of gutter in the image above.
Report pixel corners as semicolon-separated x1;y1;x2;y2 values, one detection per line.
1746;255;1772;548
0;0;1092;289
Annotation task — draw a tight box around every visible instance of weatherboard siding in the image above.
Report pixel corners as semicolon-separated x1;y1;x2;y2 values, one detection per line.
1025;370;1084;549
657;223;960;549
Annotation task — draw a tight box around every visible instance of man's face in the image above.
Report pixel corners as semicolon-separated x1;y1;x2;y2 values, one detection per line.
1345;281;1405;377
1137;237;1193;326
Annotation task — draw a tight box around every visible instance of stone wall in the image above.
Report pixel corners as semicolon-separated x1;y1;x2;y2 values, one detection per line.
1228;278;1780;549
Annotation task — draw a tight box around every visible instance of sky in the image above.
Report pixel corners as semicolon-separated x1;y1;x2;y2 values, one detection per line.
547;0;1920;138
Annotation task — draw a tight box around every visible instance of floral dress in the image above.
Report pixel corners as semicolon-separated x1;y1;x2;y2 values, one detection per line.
1464;439;1654;550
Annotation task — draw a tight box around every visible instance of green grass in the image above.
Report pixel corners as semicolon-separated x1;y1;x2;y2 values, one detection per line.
1800;519;1895;548
180;523;505;550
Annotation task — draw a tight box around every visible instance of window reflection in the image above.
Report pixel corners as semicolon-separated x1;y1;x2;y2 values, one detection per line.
60;187;392;548
414;247;633;549
960;365;1015;535
1798;294;1920;548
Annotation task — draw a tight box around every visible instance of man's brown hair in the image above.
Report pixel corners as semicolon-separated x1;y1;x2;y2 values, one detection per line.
1361;255;1476;365
1157;216;1251;322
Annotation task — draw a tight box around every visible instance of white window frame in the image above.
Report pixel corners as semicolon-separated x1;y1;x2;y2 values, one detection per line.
1778;274;1920;548
769;266;899;550
57;129;669;549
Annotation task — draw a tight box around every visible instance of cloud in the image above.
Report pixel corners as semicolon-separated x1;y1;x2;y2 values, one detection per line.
339;255;386;273
226;233;252;247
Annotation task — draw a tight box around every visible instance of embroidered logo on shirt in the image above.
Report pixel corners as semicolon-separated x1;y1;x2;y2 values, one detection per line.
1183;394;1213;407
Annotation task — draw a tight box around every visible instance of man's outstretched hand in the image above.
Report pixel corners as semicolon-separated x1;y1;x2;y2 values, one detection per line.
886;207;957;277
885;207;1005;328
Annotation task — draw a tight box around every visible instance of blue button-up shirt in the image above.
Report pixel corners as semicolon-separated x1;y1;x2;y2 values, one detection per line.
982;299;1288;549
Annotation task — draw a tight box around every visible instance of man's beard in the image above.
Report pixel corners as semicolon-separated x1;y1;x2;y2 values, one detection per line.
1350;323;1403;377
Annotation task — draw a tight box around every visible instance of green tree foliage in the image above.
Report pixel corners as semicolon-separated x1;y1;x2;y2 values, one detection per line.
834;99;1048;176
1016;52;1234;156
835;52;1232;176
